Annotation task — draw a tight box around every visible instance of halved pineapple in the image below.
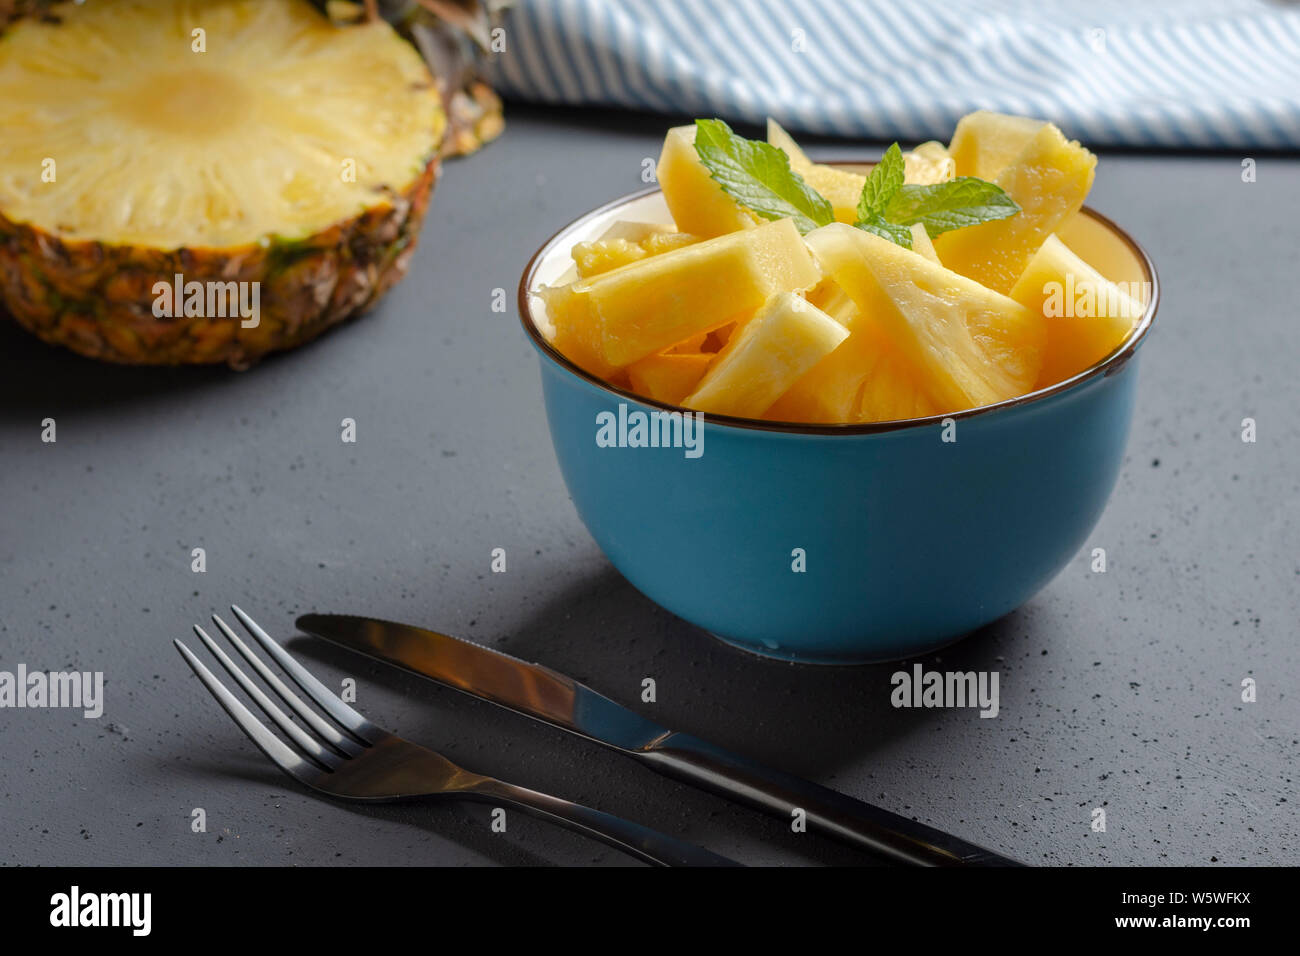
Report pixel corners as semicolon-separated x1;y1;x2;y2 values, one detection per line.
0;0;444;365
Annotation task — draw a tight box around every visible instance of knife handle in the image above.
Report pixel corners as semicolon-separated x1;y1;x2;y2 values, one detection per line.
641;732;1023;866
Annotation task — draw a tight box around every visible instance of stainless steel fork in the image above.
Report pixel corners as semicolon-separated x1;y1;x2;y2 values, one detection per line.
175;605;737;867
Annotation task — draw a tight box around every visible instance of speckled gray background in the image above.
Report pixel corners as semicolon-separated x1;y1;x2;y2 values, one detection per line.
1;106;1296;867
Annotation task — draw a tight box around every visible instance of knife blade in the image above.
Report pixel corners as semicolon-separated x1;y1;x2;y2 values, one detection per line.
297;612;1023;866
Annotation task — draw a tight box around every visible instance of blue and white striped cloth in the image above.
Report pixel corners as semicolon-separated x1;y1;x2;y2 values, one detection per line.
486;0;1300;149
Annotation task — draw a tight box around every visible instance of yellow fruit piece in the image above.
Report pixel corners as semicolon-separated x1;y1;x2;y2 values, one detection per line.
628;352;714;405
948;110;1047;181
559;218;820;368
765;341;864;423
908;223;941;265
903;141;955;184
703;323;735;352
657;125;756;237
767;119;862;224
807;223;1045;411
571;238;647;278
572;228;701;278
539;282;619;380
1054;212;1151;297
1010;234;1143;388
764;280;862;421
668;331;709;354
768;120;957;225
766;288;938;424
684;292;849;418
801;166;866;225
597;221;674;242
934;122;1096;294
854;327;943;422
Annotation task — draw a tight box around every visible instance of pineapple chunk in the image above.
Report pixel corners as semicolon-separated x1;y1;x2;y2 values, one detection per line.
684;292;848;417
768;121;955;222
903;141;956;184
948;111;1047;181
628;352;714;405
668;331;709;354
1010;234;1143;388
657;126;756;237
855;329;943;422
553;218;820;368
765;280;865;421
595;221;673;242
539;282;619;380
704;322;736;352
572;226;701;278
934;123;1096;294
908;223;941;265
807;223;1045;411
767;286;938;423
572;238;648;278
767;119;864;224
764;331;870;423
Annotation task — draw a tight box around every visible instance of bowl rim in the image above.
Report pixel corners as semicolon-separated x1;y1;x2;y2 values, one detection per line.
517;169;1161;436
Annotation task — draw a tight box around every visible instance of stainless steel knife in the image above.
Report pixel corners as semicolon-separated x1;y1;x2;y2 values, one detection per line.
296;613;1023;866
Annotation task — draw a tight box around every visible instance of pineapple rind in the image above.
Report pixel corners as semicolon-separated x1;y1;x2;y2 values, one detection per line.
0;155;437;366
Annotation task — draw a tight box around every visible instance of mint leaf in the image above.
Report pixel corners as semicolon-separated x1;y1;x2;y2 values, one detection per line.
856;216;913;249
693;119;833;234
884;177;1021;238
855;143;905;222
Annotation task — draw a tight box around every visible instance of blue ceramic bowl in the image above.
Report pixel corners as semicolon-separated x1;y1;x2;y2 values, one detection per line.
519;185;1158;664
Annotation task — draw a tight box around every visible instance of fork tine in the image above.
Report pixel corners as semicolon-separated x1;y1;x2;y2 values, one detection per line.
174;639;322;786
210;614;363;756
193;625;343;770
230;604;378;743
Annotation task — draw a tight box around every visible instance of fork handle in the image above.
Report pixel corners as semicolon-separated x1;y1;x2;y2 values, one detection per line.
460;777;739;867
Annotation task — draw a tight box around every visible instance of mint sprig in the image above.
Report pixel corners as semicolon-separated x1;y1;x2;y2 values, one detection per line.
853;149;1020;248
690;119;1020;249
856;143;905;222
692;119;833;235
885;178;1022;238
856;217;915;248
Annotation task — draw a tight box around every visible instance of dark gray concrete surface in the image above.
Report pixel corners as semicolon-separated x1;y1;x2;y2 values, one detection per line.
1;106;1296;867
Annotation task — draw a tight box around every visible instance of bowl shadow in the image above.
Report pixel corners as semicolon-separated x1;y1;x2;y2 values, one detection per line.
287;566;1030;865
494;568;1022;780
